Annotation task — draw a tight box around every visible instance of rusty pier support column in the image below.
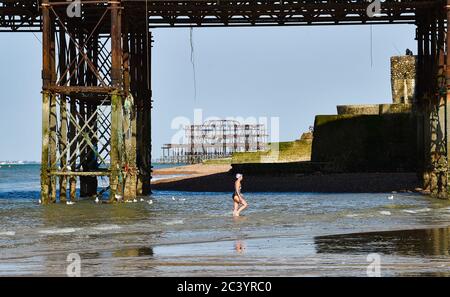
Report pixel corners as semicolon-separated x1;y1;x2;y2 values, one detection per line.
58;29;68;202
40;0;52;204
68;34;77;202
416;16;428;191
126;20;152;197
420;3;450;199
123;18;137;200
137;30;152;196
49;24;57;203
442;0;450;199
110;0;124;201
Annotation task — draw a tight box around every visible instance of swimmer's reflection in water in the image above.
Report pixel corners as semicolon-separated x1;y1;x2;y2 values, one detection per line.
232;173;248;217
235;241;246;254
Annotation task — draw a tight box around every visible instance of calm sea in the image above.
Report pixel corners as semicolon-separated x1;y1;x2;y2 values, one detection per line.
1;164;450;276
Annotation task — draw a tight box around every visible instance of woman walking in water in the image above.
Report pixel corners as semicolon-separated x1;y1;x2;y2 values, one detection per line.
232;173;248;217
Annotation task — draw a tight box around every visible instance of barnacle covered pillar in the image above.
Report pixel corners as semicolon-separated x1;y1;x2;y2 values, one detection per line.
40;0;52;204
136;30;153;196
127;19;152;196
109;0;125;201
123;19;138;200
418;4;449;199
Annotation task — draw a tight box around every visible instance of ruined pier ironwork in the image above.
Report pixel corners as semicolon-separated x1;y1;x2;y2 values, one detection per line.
161;120;268;164
1;0;450;200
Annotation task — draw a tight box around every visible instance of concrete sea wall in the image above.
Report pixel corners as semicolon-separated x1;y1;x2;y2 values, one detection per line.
311;113;418;172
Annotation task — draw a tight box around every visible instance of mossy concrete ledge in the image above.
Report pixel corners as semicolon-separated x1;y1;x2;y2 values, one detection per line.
311;113;418;172
337;104;412;116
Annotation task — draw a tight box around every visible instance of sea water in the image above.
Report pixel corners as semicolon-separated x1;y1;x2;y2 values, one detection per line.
1;164;450;276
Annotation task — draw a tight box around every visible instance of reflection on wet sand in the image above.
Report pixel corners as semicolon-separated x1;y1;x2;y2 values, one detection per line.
315;226;450;256
3;187;450;276
235;241;246;254
38;201;158;276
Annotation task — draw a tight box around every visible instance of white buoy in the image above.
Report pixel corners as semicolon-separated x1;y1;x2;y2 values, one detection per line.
66;201;75;205
388;195;394;200
95;197;99;204
140;198;145;202
38;199;42;204
133;199;137;203
172;196;176;201
147;200;153;205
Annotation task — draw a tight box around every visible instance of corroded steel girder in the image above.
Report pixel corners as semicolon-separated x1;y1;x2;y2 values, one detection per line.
0;0;40;31
0;0;444;32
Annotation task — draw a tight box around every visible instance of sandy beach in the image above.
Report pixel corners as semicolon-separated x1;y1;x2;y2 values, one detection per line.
152;164;421;193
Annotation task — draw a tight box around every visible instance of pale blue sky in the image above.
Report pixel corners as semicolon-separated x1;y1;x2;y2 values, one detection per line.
0;25;416;161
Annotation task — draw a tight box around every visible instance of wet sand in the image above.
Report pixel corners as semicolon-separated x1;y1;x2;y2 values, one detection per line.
153;164;232;177
152;164;421;193
2;190;450;276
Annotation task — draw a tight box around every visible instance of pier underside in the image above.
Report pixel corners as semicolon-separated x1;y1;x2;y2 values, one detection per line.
0;0;450;201
38;0;153;202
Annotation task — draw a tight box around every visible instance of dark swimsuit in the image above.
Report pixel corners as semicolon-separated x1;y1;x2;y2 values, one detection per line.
232;186;241;201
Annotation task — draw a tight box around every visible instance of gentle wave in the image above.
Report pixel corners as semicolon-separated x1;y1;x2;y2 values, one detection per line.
39;228;82;235
162;220;184;226
0;231;15;236
38;225;123;235
92;224;122;231
402;208;432;214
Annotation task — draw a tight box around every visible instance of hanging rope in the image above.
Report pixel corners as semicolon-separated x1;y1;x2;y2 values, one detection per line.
370;25;374;68
27;25;42;44
190;27;198;103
